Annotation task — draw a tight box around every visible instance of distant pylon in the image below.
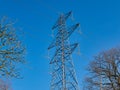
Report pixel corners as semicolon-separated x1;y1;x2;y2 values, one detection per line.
48;11;80;90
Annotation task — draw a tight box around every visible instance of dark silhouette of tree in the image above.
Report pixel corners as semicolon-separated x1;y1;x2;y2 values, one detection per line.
84;47;120;90
0;17;25;78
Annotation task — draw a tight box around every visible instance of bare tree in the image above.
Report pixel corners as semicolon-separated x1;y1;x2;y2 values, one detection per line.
0;17;25;78
0;79;12;90
84;47;120;90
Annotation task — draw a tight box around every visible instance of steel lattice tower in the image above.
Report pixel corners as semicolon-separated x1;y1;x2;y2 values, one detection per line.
48;11;80;90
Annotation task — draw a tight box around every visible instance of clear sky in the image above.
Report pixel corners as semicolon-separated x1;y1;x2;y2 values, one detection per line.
0;0;120;90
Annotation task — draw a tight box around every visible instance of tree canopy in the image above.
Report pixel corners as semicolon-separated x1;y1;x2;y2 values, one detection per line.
84;47;120;90
0;17;25;78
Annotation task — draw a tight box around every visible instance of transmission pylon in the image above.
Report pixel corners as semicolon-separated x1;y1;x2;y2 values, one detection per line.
48;11;80;90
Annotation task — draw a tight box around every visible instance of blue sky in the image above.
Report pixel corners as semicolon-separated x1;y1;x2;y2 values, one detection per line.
0;0;120;90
